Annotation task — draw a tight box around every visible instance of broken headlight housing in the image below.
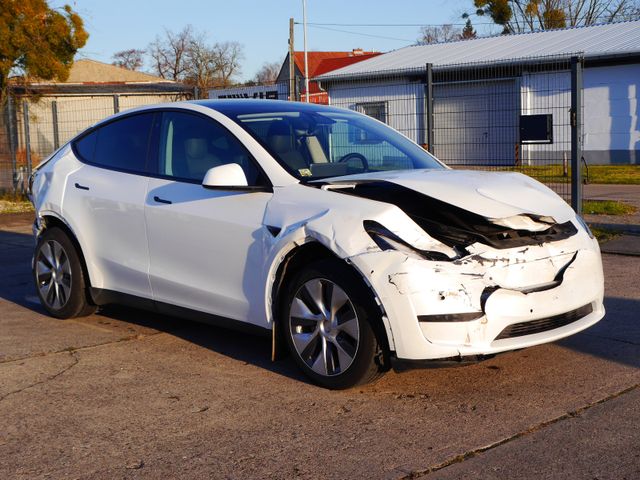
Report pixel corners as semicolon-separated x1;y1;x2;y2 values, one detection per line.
364;221;452;261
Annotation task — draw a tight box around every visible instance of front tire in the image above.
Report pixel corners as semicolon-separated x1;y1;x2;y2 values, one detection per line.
33;227;96;319
281;259;388;389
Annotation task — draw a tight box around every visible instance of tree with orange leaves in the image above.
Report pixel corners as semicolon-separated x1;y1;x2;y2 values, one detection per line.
0;0;88;104
465;0;640;34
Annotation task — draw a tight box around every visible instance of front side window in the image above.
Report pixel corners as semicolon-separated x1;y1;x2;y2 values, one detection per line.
222;107;443;180
157;111;264;185
74;113;154;173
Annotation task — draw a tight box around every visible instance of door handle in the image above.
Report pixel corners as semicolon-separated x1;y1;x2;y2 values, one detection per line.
153;196;172;205
74;183;90;191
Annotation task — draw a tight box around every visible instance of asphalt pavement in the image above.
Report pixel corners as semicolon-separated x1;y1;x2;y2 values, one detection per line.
584;183;640;235
1;213;638;479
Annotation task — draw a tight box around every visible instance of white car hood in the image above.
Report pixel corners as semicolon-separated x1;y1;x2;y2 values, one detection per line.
318;169;575;223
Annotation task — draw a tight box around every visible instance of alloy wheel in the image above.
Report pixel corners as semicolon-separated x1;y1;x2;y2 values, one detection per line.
289;278;360;376
35;240;72;310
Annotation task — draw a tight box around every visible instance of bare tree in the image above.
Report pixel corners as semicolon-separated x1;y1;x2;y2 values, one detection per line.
417;24;463;44
211;41;244;88
563;0;640;25
146;27;244;89
147;26;193;80
467;0;640;34
112;49;145;71
184;36;217;92
254;61;282;84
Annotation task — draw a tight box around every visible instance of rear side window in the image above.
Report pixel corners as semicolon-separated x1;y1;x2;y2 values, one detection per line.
74;113;154;173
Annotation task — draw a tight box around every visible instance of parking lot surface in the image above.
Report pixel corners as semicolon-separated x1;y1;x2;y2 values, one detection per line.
1;213;639;479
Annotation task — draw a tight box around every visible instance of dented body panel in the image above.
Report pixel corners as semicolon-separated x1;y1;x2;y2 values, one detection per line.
348;234;603;359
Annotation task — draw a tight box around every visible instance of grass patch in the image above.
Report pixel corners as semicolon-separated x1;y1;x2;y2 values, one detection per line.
0;191;34;214
582;199;637;215
584;165;640;184
591;227;619;243
461;165;640;185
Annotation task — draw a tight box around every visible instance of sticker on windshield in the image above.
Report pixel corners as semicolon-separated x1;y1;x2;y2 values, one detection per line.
298;168;312;177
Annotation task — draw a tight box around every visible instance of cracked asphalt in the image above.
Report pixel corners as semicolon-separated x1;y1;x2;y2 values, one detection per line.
1;212;639;479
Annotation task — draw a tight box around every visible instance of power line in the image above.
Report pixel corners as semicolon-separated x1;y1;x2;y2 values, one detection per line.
297;17;635;28
303;24;415;42
298;21;495;27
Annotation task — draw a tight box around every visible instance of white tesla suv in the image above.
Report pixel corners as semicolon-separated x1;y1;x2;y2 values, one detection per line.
29;100;605;389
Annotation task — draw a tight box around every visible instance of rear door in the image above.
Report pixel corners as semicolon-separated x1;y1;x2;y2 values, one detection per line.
64;112;155;298
144;110;273;326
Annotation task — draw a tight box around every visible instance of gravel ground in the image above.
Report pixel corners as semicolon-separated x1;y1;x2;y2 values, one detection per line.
1;213;638;479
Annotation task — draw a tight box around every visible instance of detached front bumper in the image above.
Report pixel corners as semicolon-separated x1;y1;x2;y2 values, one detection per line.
349;235;605;361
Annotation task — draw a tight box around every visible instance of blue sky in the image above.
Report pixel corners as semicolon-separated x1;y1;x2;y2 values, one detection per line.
59;0;496;80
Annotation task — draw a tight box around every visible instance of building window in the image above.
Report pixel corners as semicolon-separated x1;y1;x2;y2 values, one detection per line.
355;102;387;123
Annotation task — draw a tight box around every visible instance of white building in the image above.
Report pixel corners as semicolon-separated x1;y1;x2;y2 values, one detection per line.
317;21;640;166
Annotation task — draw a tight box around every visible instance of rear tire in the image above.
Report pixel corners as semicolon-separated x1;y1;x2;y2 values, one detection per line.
281;258;389;389
33;227;96;319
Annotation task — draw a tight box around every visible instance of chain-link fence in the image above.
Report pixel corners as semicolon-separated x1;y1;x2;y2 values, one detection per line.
1;91;193;193
432;56;583;206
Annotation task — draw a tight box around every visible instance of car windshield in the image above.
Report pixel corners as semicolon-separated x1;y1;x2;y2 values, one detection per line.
218;104;444;180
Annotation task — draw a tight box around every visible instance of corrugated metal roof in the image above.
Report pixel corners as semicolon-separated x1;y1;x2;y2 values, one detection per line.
317;20;640;79
46;59;175;84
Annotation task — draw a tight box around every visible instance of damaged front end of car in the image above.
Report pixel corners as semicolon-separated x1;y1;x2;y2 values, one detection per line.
327;178;605;362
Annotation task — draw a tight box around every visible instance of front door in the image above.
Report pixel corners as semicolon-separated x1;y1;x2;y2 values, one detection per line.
144;110;273;326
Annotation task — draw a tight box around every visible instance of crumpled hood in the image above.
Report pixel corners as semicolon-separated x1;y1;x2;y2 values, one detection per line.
318;169;575;223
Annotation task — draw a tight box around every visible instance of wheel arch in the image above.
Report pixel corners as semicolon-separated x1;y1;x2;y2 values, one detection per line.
38;214;95;303
269;240;391;363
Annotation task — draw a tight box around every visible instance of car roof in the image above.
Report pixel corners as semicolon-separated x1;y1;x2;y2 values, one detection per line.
190;99;351;116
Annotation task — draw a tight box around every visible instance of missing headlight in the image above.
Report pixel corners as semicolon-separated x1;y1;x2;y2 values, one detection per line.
348;182;578;250
364;221;453;261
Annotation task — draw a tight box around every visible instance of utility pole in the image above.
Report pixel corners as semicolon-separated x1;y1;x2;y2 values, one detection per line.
302;0;309;103
570;56;583;214
289;17;296;101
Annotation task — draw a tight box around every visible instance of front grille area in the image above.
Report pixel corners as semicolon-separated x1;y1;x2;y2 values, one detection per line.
495;303;594;340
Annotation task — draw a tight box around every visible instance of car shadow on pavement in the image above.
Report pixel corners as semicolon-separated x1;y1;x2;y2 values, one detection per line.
558;296;640;369
0;226;307;384
96;304;309;384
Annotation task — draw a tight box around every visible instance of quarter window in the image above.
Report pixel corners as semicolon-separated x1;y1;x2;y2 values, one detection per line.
157;111;263;185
